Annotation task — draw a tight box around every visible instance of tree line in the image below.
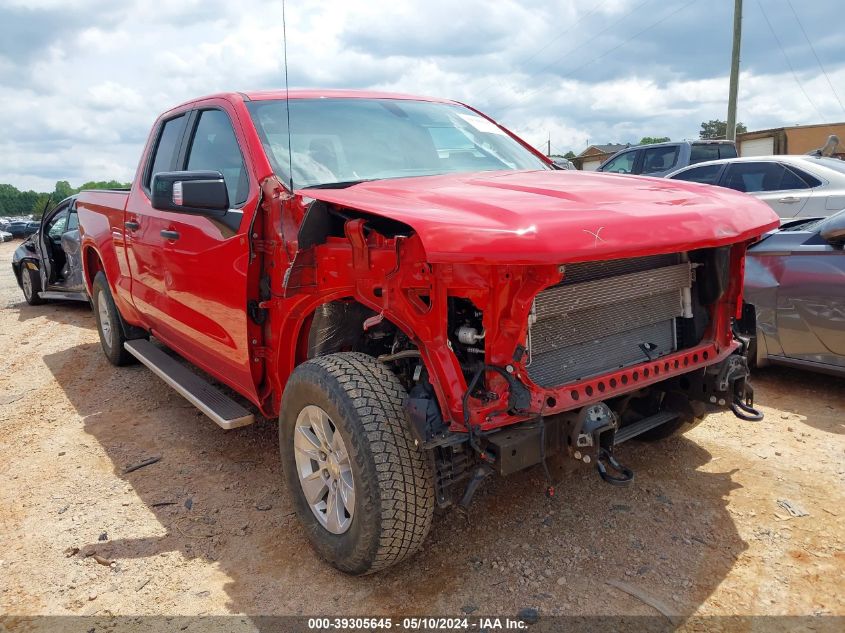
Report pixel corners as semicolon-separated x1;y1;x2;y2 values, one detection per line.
0;180;130;218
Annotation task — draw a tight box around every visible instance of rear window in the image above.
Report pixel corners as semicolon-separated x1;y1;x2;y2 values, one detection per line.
690;143;737;165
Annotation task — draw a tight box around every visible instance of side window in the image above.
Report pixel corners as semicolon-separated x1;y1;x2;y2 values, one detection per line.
146;115;186;189
724;162;811;193
186;109;248;207
784;165;821;188
601;150;637;174
670;164;723;185
66;210;79;231
641;146;679;174
46;208;69;238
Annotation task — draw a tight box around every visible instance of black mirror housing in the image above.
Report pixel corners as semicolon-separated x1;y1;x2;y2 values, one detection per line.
819;211;845;246
151;171;229;217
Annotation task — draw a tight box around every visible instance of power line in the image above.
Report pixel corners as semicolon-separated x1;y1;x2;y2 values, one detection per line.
475;0;612;100
785;0;845;116
493;0;697;120
756;0;826;122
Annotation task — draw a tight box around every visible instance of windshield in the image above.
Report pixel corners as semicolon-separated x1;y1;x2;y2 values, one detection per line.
246;98;550;189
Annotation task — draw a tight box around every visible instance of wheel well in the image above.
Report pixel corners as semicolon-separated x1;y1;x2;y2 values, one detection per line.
299;299;395;360
83;247;104;294
13;260;33;288
296;299;423;392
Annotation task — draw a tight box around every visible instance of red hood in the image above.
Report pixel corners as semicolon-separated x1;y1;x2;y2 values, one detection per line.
300;170;780;264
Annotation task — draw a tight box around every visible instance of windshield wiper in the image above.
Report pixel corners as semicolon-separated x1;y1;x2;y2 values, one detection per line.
303;179;379;190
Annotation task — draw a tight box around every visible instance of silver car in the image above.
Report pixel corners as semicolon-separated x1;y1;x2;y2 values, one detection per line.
666;155;845;219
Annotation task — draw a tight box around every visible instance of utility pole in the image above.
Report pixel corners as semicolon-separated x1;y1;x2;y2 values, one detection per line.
726;0;742;141
547;133;551;156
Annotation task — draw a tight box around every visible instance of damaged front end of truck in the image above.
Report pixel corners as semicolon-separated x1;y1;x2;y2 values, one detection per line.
258;170;779;511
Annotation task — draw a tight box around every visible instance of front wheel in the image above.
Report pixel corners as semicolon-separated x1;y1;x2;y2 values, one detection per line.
280;352;434;574
20;264;45;306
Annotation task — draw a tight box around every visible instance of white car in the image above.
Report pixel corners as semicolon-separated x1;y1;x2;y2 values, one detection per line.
666;155;845;219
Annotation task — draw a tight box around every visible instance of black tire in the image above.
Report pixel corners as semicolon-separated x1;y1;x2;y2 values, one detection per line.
92;271;135;366
20;263;45;306
280;352;434;575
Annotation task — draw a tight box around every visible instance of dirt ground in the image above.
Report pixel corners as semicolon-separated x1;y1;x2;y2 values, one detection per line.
1;239;843;621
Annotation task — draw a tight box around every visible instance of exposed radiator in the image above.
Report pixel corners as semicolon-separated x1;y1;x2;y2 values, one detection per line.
527;254;692;388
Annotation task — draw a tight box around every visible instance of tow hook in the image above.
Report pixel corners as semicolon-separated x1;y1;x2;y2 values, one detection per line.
597;447;635;486
569;403;635;487
708;353;764;422
731;392;763;421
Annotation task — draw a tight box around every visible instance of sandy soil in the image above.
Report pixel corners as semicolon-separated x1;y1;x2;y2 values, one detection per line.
0;239;843;620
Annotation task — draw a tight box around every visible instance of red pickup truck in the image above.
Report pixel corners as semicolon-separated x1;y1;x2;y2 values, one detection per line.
77;90;779;574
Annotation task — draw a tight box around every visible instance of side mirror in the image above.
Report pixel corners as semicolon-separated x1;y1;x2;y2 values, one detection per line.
151;171;229;217
819;211;845;246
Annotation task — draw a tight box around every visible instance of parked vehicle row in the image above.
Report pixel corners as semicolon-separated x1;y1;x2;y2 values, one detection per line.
4;219;39;238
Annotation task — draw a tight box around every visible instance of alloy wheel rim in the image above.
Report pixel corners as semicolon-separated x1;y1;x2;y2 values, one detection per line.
97;295;112;347
293;405;355;534
21;271;32;299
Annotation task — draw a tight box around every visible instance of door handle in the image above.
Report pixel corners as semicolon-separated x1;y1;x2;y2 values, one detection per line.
778;196;801;203
124;220;140;231
160;229;180;240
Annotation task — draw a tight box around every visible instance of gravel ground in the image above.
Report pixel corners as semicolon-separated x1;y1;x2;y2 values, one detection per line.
0;239;843;620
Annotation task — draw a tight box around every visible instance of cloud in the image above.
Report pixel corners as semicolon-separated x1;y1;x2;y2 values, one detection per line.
1;0;844;190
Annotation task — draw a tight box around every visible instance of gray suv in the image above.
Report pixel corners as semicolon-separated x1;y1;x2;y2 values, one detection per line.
598;140;738;177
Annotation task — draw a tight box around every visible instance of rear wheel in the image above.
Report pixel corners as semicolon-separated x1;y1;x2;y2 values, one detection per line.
280;352;434;574
92;271;135;366
20;264;45;306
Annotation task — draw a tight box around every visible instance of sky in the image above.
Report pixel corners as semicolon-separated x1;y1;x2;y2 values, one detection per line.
1;0;844;191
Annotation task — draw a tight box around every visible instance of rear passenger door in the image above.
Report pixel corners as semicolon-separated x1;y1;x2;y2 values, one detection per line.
125;112;189;332
156;106;258;400
721;161;811;218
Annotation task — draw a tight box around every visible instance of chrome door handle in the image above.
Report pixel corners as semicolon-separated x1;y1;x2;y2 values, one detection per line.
778;196;801;203
160;229;180;240
124;220;140;231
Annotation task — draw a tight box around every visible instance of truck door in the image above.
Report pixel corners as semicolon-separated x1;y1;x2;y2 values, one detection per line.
125;113;189;332
156;106;258;400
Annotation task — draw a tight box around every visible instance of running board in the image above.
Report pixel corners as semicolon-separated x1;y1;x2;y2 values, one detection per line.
39;291;89;302
124;339;254;430
614;411;678;444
